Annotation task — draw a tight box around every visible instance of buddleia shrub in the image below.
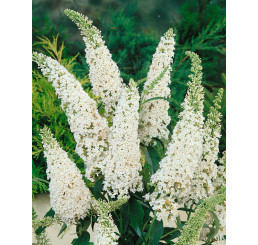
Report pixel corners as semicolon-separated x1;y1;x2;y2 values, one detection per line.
32;9;226;245
32;6;226;146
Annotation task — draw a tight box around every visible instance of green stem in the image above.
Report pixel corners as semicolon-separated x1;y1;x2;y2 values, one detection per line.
187;203;195;220
142;217;151;232
119;208;123;234
161;228;179;239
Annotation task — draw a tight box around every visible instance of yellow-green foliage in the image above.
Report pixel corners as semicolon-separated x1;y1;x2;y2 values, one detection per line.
176;188;226;245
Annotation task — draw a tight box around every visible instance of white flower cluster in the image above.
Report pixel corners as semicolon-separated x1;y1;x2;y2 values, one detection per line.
102;79;143;198
199;152;226;242
41;127;92;225
32;52;109;181
214;151;226;193
144;192;178;222
146;51;204;221
65;9;124;117
93;200;119;245
214;151;226;240
189;88;224;203
95;213;118;245
139;28;175;145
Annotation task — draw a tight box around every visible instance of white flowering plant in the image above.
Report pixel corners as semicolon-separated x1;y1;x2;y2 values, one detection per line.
32;9;226;245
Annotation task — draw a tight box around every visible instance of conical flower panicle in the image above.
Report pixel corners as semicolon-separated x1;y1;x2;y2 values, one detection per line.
93;200;119;245
139;28;175;145
102;79;143;198
146;51;205;221
65;9;124;117
177;188;226;245
95;214;118;245
189;88;224;202
91;199;127;245
40;127;92;225
33;52;109;181
203;88;224;179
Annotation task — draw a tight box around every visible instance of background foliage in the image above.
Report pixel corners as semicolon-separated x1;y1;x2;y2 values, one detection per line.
32;0;226;196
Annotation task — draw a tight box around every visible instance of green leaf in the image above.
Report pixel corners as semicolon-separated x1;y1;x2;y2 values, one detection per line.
145;214;156;242
93;178;103;199
128;197;144;238
131;193;150;209
72;231;90;245
145;148;154;175
145;146;161;175
120;203;130;235
162;227;181;240
91;215;97;231
136;77;147;86
177;208;195;213
136;237;144;245
207;211;220;242
152;137;165;153
212;212;220;237
136;199;150;209
131;193;142;200
176;216;184;230
45;208;55;218
143;96;171;105
164;240;175;244
162;227;177;237
148;219;164;245
76;217;91;236
58;222;67;237
32;160;36;176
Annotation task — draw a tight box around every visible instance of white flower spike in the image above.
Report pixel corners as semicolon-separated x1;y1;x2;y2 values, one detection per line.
41;126;92;225
102;79;143;198
33;52;109;181
146;51;205;221
65;9;125;118
139;28;175;145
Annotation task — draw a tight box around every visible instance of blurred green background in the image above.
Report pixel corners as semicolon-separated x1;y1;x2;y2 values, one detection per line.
32;0;226;196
